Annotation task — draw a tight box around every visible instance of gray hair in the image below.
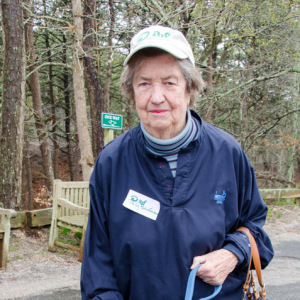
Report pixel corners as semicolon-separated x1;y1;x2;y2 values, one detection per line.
120;48;205;106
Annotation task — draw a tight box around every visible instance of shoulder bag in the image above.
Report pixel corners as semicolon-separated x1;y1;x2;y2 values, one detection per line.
237;227;266;300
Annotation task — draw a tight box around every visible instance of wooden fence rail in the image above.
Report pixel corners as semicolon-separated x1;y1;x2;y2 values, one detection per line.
259;188;300;201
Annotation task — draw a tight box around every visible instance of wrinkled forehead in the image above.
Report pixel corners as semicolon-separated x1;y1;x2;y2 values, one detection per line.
133;53;185;80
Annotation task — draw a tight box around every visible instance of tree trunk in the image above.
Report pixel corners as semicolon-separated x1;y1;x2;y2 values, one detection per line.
24;128;33;210
62;34;82;181
43;0;59;179
0;0;26;209
240;95;249;149
103;0;115;112
83;0;104;158
124;0;135;130
24;1;54;192
205;53;213;122
286;83;300;185
48;47;60;179
72;0;94;180
126;97;134;129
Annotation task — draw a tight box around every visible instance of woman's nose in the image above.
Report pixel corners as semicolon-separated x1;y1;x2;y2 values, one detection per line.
150;84;165;104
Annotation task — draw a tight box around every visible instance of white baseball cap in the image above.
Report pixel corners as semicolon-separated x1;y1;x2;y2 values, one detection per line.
123;25;195;66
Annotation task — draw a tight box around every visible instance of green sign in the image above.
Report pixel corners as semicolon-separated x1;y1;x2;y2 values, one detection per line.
101;113;123;130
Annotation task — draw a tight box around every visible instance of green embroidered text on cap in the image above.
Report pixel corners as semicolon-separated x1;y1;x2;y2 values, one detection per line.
137;31;171;42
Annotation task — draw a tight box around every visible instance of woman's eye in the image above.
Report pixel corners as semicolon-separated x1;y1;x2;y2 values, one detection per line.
166;82;175;86
139;82;148;87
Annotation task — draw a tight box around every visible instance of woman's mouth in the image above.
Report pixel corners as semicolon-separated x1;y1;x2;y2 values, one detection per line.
150;110;168;114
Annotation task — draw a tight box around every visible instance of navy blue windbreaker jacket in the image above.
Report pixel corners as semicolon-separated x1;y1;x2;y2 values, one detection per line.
81;111;274;300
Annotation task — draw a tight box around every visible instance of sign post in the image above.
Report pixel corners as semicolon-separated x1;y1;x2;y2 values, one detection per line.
101;113;123;145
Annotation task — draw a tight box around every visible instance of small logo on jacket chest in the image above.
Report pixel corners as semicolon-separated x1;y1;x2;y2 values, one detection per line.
214;190;226;204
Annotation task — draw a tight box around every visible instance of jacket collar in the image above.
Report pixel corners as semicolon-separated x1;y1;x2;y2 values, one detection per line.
134;110;204;157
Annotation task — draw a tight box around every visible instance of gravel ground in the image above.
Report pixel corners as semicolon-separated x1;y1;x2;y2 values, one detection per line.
0;204;299;300
0;227;81;300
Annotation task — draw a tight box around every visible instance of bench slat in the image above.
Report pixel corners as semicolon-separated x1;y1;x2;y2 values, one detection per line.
58;215;86;227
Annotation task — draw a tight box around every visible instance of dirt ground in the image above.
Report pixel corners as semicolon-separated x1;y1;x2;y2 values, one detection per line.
0;204;299;300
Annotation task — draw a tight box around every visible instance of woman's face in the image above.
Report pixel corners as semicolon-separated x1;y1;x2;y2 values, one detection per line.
132;53;191;139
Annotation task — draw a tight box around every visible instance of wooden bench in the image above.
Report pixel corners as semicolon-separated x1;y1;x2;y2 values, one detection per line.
48;180;90;261
0;208;17;269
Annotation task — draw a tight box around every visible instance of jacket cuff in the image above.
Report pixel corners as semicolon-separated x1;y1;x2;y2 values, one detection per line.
92;291;124;300
223;243;245;267
224;231;251;269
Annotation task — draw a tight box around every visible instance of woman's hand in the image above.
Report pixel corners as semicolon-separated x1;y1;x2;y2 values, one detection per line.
190;249;238;286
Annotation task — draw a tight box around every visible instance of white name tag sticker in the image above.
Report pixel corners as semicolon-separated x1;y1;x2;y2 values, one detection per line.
123;190;160;221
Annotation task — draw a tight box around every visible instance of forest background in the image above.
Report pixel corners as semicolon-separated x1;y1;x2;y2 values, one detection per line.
0;0;299;210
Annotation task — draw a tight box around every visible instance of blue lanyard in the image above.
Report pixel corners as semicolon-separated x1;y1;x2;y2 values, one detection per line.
184;264;222;300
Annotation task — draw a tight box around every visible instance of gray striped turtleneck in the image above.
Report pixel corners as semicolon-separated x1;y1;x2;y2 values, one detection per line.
141;110;201;177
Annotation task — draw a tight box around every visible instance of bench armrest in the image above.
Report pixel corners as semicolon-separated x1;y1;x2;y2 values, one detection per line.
57;198;89;215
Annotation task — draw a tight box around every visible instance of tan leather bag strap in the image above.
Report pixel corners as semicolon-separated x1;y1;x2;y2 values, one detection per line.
237;227;264;288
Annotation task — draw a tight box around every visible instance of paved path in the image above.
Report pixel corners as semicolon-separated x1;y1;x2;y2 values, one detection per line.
18;289;80;300
263;230;300;299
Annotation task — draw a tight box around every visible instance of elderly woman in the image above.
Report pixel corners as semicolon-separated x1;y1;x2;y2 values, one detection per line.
81;25;273;300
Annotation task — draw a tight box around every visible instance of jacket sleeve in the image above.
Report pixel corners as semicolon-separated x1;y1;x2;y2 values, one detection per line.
224;152;274;270
81;157;124;300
